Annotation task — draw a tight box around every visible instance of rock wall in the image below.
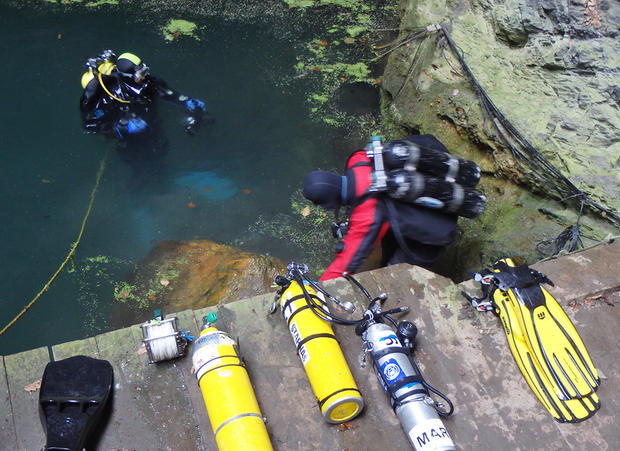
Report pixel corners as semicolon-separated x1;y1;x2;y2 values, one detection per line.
381;0;618;211
379;0;619;270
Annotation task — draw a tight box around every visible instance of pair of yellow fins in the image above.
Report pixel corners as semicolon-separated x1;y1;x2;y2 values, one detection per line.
463;257;600;423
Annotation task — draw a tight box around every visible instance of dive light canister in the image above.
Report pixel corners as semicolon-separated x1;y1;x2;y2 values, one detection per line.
280;280;364;423
192;323;273;451
363;322;455;451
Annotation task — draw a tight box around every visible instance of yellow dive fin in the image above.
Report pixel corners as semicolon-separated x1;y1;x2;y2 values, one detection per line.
467;257;600;423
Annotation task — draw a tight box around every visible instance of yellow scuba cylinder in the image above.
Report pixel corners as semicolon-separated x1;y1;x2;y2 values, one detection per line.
273;264;364;423
192;312;273;451
81;60;116;89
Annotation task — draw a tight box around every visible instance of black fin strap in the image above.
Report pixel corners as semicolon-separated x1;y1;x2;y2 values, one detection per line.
318;387;362;409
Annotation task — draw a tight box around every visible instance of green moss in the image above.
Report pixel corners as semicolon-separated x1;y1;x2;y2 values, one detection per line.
345;25;367;37
243;190;335;276
310;93;329;104
85;0;118;6
161;19;201;42
344;62;370;79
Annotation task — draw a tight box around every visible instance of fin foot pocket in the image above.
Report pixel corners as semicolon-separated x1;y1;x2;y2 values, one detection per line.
39;355;113;450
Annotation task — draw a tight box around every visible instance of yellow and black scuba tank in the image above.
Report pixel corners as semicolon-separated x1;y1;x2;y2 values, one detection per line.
270;262;364;424
81;49;117;89
191;312;273;451
462;257;601;423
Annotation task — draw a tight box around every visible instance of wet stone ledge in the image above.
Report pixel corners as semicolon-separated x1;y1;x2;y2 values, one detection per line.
2;241;619;450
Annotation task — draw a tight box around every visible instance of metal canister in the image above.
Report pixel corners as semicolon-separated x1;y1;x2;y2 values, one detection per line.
363;322;455;451
192;313;273;451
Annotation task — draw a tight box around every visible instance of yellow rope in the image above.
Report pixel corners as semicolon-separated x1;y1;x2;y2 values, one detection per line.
0;151;109;336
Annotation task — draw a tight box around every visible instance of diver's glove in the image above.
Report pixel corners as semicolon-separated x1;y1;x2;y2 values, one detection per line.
183;98;207;135
185;98;206;112
115;117;148;138
127;118;147;134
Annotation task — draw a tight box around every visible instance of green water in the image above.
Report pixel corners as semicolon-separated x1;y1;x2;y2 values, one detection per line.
0;5;380;354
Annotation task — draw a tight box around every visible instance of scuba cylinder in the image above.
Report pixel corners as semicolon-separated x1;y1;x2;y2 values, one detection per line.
386;169;486;219
344;273;456;451
271;263;364;423
365;135;485;219
382;138;481;187
361;321;455;451
191;312;273;451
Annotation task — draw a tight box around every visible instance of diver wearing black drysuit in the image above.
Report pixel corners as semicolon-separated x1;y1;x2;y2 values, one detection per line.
80;50;210;140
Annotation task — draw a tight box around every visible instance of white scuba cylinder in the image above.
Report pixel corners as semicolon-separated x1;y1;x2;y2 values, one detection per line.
363;322;455;451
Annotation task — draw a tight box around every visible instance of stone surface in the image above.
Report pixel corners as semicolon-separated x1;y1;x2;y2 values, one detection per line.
111;240;286;326
379;0;620;272
2;241;618;450
383;0;619;209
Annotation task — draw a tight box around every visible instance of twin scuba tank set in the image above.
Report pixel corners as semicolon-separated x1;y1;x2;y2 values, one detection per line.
366;136;486;219
271;262;456;451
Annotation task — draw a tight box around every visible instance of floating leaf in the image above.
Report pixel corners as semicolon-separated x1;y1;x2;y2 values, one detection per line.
301;206;311;217
187;202;196;208
24;380;41;393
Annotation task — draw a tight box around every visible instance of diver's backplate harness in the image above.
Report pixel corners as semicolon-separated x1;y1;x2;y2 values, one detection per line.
331;136;486;256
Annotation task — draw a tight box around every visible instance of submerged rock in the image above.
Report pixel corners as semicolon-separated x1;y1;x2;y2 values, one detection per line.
111;240;286;326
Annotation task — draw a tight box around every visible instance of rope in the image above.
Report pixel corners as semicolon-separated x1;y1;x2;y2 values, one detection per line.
436;25;619;228
0;151;108;336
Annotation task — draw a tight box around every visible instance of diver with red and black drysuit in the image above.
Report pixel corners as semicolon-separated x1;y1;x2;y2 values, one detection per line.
303;134;485;281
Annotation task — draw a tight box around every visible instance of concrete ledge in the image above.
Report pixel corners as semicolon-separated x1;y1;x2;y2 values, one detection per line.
2;241;618;450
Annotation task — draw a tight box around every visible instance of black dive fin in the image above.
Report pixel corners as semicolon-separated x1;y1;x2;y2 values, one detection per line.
39;355;113;450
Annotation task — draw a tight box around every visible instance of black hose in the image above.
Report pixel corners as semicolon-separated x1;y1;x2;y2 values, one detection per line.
439;24;619;228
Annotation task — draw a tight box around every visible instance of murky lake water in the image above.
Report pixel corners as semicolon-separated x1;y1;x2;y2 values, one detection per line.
0;5;379;354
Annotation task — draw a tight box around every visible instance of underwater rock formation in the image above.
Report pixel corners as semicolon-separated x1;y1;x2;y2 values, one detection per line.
111;240;285;325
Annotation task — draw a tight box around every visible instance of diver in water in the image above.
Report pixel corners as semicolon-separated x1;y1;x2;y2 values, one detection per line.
80;50;213;188
80;49;211;139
